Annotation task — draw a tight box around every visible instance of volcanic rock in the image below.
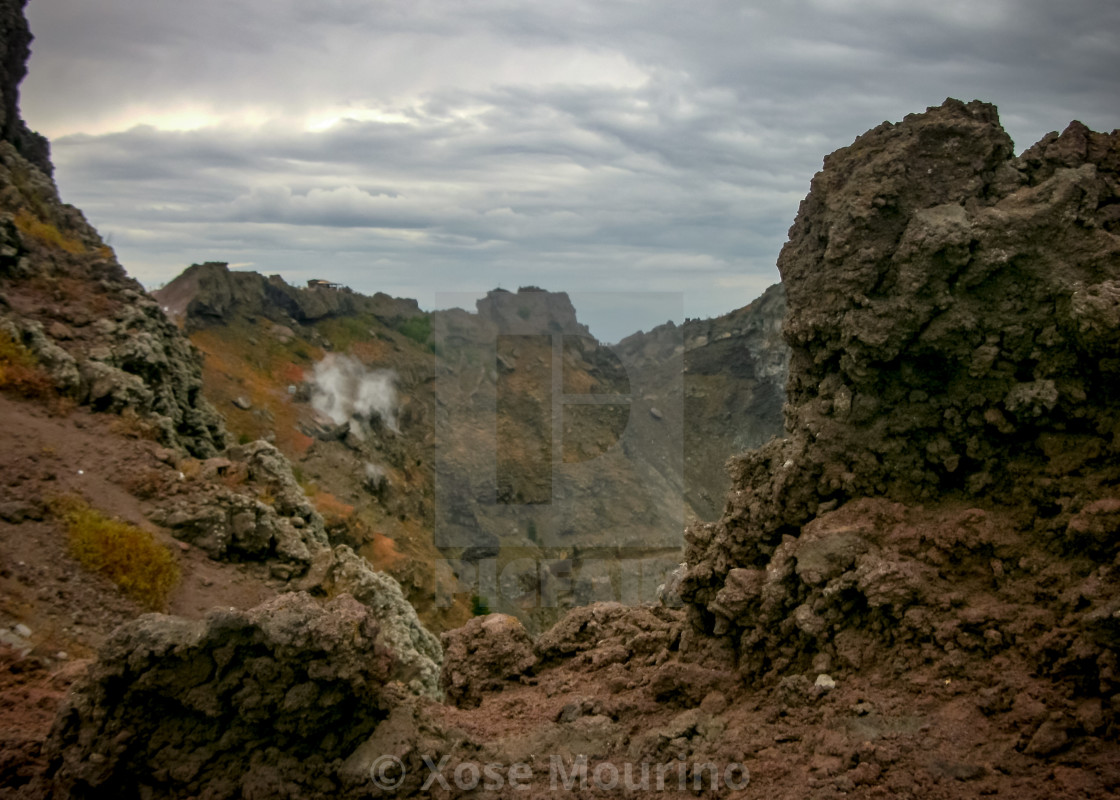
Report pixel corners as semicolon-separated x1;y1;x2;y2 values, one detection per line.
42;593;406;799
440;613;537;708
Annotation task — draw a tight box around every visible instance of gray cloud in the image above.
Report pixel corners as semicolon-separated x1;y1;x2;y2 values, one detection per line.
21;0;1120;341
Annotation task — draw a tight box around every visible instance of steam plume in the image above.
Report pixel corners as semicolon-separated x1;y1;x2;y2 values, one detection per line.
310;354;399;432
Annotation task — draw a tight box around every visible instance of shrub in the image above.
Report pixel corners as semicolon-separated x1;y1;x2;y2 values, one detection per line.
52;495;179;610
0;331;55;399
397;314;432;346
470;594;491;616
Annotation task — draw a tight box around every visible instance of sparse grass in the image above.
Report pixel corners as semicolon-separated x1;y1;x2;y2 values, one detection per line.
13;209;85;254
0;331;55;399
108;408;163;441
51;494;179;610
317;314;375;351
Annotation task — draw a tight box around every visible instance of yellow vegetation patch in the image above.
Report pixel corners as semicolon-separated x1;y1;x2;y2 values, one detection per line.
0;330;54;399
51;495;180;611
14;209;85;254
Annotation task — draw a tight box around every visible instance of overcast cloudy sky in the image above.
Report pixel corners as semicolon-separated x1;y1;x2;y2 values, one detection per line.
20;0;1120;341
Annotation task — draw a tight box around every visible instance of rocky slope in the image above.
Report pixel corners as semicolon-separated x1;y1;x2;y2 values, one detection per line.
0;9;225;458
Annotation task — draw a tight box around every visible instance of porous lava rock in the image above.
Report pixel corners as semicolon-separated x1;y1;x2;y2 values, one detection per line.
681;100;1120;693
43;593;402;800
440;613;537;708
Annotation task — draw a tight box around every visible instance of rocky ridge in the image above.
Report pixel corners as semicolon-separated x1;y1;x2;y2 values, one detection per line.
155;260;423;332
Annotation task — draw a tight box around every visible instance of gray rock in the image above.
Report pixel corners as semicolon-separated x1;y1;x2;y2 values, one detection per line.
322;545;443;698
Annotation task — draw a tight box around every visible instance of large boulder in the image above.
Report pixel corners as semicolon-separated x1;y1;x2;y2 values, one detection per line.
440;613;537;708
43;593;404;800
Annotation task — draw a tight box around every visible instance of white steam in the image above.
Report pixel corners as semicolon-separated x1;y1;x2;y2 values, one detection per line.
310;354;399;433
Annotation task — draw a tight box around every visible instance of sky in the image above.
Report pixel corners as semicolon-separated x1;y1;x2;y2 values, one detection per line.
19;0;1120;342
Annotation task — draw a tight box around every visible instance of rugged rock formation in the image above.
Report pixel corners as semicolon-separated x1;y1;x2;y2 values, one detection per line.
154;261;423;330
320;545;443;698
43;593;405;800
681;100;1120;693
474;285;592;337
617;282;788;519
148;441;331;567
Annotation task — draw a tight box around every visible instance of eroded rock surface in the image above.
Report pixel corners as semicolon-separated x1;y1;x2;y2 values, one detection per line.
43;593;401;800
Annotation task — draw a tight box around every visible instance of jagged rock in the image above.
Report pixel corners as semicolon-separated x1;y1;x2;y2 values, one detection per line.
226;439;318;519
78;359;154;411
440;613;537;708
42;593;407;800
681;100;1120;672
0;318;80;393
321;546;443;698
156;488;325;567
475;285;592;337
616;282;789;521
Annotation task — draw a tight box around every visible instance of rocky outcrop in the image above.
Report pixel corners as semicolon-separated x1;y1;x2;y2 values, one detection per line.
534;602;684;667
154;261;423;330
320;546;443;698
440;613;537;708
43;593;405;800
145;440;443;697
474;285;592;337
0;0;50;175
680;100;1120;687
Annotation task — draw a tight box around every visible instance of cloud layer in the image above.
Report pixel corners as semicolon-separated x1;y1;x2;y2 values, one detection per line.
21;0;1120;340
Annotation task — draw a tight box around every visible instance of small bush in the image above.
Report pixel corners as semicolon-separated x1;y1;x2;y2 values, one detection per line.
397;314;432;346
0;331;55;399
470;594;491;616
52;495;179;610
